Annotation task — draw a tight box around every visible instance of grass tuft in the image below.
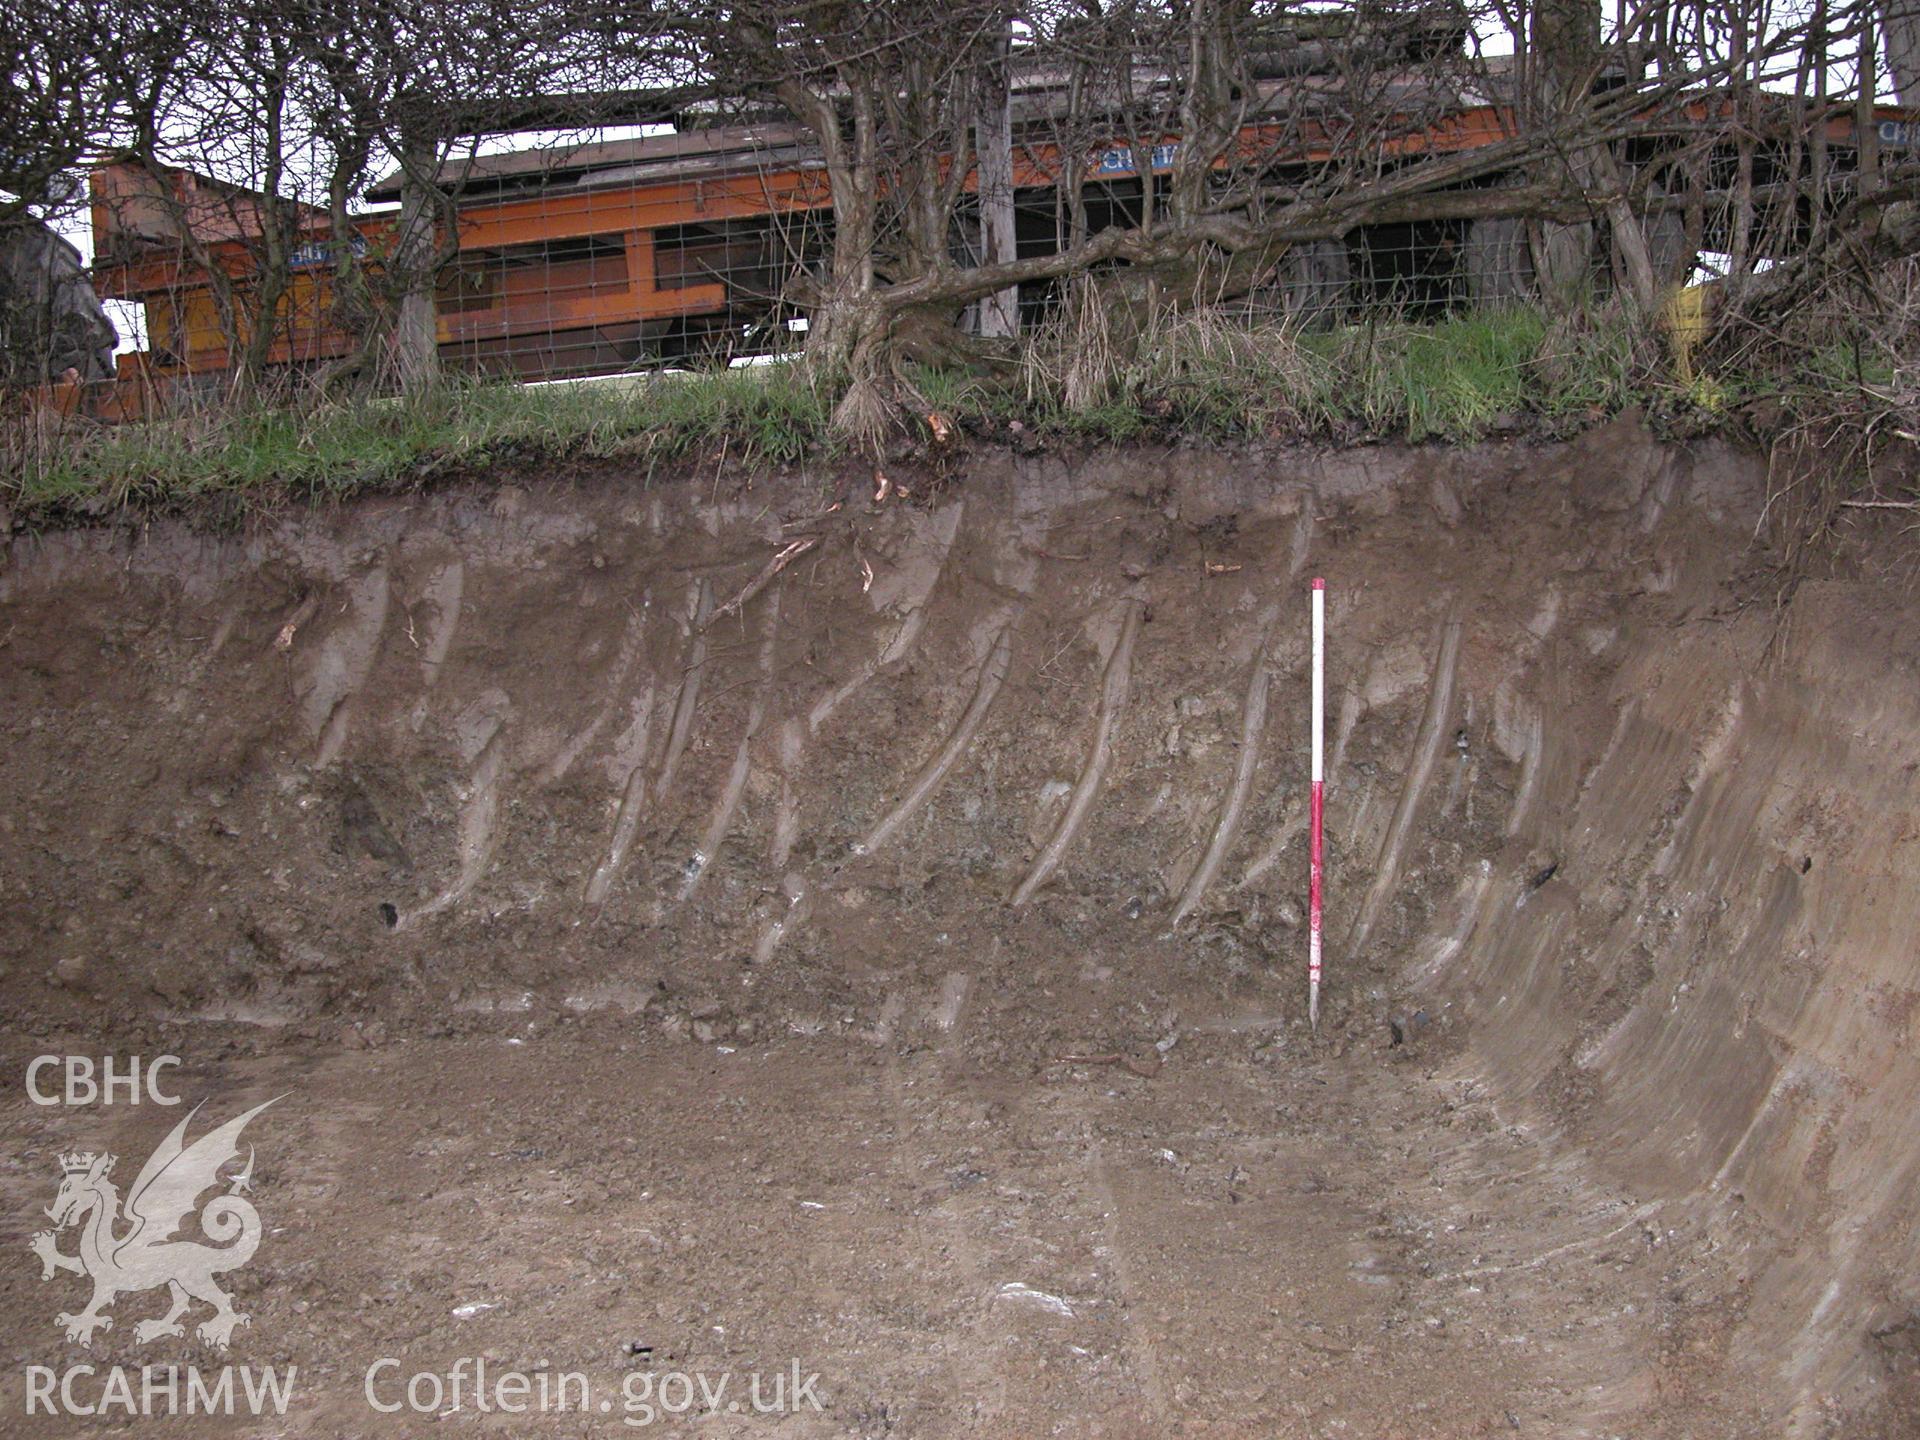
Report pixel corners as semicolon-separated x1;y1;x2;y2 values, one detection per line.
4;367;835;521
0;301;1798;525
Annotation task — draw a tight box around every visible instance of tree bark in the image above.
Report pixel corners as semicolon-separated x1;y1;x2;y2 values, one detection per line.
1525;0;1662;308
239;43;294;387
976;18;1019;339
1884;0;1920;103
393;122;440;393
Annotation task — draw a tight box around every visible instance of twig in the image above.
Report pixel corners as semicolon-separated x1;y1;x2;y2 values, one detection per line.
709;537;818;627
783;501;842;528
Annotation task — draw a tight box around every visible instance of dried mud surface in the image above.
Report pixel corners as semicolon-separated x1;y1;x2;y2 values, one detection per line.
0;423;1916;1437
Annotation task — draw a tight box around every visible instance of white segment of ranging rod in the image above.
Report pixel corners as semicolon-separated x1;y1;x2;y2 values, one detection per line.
1309;578;1325;1029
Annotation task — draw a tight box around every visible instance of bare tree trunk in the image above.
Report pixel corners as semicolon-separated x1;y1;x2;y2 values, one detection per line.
1596;147;1660;309
1530;0;1634;306
239;44;293;386
1884;0;1920;103
132;150;247;383
976;17;1018;339
1814;0;1832;249
1528;0;1592;304
393;122;440;392
316;132;382;397
766;66;878;378
1728;4;1758;288
1860;10;1884;199
1063;70;1089;253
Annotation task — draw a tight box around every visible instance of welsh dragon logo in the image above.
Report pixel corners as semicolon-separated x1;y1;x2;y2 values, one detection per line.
28;1099;279;1349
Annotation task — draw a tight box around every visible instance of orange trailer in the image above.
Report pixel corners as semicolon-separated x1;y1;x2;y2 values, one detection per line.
85;91;1915;397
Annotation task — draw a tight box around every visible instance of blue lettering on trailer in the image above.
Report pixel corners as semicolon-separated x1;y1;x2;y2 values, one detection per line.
289;236;368;270
1095;143;1180;175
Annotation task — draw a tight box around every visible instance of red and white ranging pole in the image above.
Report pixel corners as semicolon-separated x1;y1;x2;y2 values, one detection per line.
1309;578;1325;1029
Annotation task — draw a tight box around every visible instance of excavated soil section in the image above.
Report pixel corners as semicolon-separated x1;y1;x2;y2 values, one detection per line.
1;422;1917;1437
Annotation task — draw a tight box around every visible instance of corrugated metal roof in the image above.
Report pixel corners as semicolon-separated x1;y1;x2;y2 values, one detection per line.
366;124;816;202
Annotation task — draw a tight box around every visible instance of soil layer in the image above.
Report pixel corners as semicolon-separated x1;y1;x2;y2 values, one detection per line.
1;424;1915;1437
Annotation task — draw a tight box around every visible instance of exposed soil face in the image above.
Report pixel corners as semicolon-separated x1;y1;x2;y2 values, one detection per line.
0;424;1915;1436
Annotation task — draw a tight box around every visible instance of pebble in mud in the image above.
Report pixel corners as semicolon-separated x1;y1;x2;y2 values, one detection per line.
52;956;90;991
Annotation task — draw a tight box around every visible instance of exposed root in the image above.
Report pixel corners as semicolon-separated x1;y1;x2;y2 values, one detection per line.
831;374;896;455
855;613;1016;856
1347;615;1462;958
272;594;320;654
1012;595;1144;906
709;537;817;629
770;718;804;868
415;559;465;691
655;579;714;800
1170;615;1278;928
680;593;779;901
397;721;507;930
584;683;659;908
539;590;652;786
308;567;390;769
809;608;929;734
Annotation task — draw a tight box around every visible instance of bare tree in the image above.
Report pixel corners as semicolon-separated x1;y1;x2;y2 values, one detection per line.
68;0;670;395
660;0;1016;425
15;0;1907;424
1;0;176;385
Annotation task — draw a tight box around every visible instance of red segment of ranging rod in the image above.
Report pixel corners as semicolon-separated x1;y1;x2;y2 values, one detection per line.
1310;577;1325;1028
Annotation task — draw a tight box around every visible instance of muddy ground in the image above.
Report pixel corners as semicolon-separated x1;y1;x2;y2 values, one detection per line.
0;422;1916;1437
